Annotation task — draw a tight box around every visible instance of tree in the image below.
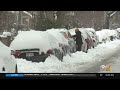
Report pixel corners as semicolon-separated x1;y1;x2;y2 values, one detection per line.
103;11;117;29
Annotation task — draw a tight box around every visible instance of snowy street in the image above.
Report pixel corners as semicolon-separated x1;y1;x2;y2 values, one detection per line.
17;40;120;73
1;11;120;74
82;45;120;73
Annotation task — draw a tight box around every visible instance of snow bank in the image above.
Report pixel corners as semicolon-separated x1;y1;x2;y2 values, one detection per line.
0;32;11;38
0;41;11;58
17;40;120;73
115;28;120;32
0;41;16;73
2;32;11;36
0;35;7;38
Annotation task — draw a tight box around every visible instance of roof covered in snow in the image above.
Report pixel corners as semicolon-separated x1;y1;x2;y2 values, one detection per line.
2;32;11;36
23;11;32;17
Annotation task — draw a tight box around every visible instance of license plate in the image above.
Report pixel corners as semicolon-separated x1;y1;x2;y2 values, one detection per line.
26;53;34;57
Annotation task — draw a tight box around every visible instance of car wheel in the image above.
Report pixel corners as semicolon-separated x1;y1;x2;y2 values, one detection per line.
15;64;18;73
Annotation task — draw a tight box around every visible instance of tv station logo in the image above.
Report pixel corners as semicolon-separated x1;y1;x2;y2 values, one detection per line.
100;64;110;72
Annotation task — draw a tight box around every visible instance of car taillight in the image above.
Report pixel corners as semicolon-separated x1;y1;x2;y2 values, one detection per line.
15;50;21;56
47;49;53;54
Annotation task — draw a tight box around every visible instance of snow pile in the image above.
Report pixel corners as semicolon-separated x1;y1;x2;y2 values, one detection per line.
2;32;11;36
0;35;7;38
115;28;120;33
0;41;16;73
0;32;11;38
17;40;120;73
0;41;11;58
10;31;61;54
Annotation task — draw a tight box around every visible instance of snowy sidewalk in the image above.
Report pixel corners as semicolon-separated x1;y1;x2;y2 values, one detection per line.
16;40;120;73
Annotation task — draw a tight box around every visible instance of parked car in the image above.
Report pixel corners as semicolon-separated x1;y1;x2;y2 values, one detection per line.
54;28;76;53
69;28;98;53
115;28;120;39
85;28;99;48
0;41;17;73
96;29;118;44
10;30;64;62
46;28;72;56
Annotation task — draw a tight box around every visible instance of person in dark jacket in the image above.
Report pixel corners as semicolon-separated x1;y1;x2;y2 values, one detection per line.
73;28;83;51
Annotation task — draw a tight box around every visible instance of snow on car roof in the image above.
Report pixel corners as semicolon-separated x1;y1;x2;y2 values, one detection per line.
100;29;117;36
69;28;93;39
46;28;69;45
96;29;118;42
10;31;60;53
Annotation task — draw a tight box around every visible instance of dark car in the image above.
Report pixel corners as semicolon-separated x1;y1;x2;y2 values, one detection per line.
10;30;64;62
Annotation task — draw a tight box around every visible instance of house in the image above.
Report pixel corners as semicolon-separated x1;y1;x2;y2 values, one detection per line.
0;11;32;33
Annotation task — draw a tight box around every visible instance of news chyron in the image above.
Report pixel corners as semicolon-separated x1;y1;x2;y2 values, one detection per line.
0;64;116;78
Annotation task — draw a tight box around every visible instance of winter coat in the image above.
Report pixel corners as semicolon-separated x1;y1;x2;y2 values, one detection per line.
73;31;83;45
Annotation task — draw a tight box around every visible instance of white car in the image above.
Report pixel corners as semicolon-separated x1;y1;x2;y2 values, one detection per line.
10;30;64;62
46;28;73;56
85;28;98;48
96;29;118;44
0;41;17;73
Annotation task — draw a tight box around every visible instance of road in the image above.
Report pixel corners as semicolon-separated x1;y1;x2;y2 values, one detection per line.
81;46;120;73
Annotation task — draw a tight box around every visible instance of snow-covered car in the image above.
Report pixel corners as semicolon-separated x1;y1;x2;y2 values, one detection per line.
46;28;72;56
62;31;76;53
115;28;120;39
96;29;118;44
52;28;76;53
85;28;98;48
0;41;17;73
10;30;64;62
69;28;96;53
